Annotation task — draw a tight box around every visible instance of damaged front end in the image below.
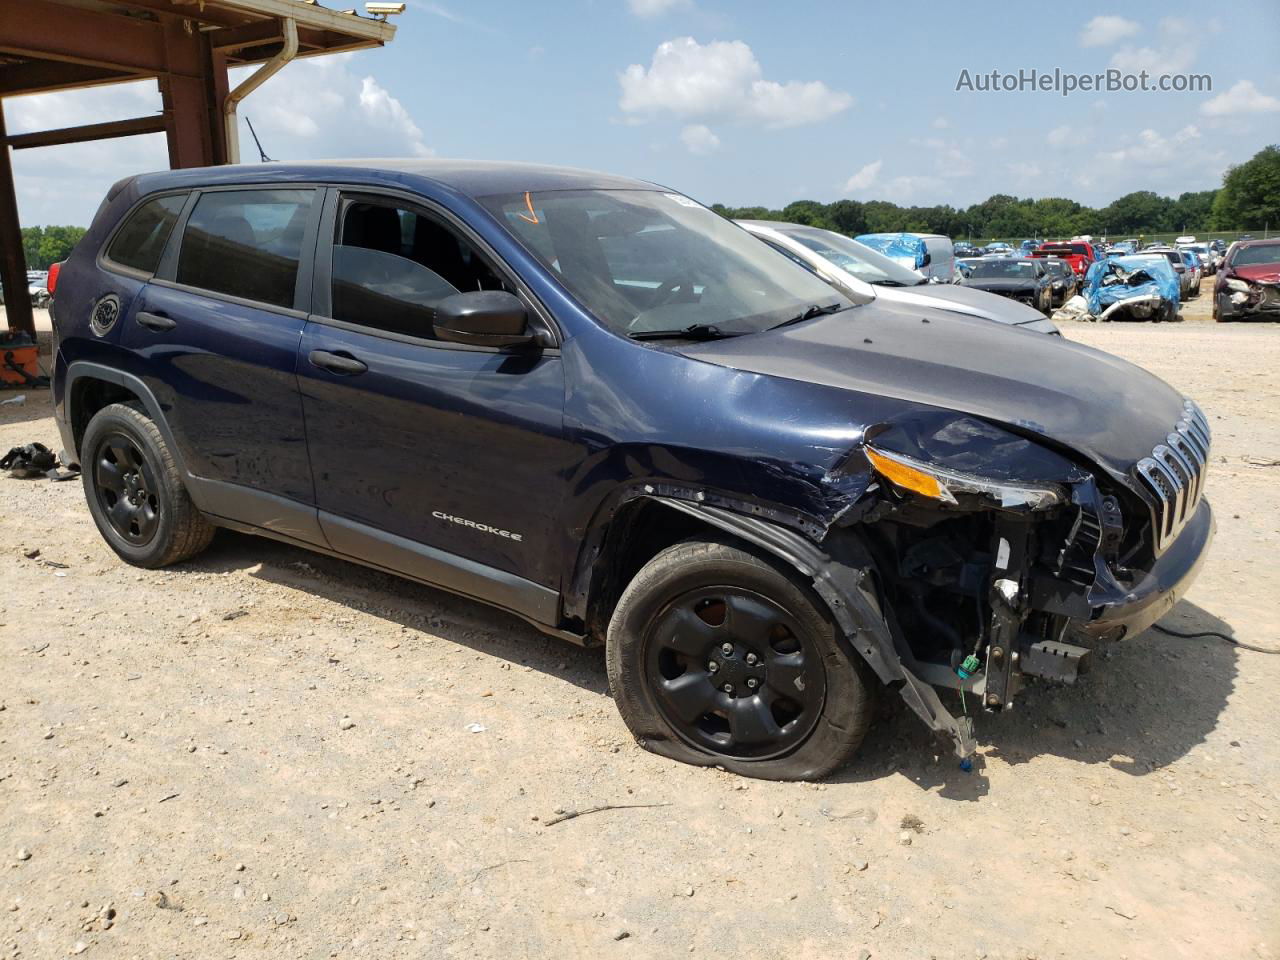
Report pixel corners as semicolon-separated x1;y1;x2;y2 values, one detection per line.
1055;255;1180;323
811;406;1213;760
1219;274;1280;319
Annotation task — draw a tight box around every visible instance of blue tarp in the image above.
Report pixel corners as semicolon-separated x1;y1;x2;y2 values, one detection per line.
854;233;925;269
1083;255;1179;316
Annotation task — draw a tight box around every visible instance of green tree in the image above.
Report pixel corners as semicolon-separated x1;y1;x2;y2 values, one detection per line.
1098;191;1171;233
1211;145;1280;230
19;224;86;269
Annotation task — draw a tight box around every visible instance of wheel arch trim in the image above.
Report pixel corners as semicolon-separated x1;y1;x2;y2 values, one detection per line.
63;362;205;508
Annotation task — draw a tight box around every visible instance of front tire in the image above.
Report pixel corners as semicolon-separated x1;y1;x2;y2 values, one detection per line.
606;539;878;780
81;403;214;568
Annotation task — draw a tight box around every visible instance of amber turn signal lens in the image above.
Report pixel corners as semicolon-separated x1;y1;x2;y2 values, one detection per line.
865;447;947;501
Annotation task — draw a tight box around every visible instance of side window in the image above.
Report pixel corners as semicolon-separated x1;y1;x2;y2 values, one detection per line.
330;198;509;338
176;189;314;309
105;194;187;274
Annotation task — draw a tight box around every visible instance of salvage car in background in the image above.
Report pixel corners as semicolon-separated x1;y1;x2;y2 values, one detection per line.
1071;254;1181;322
1143;247;1194;301
1030;241;1095;278
1215;238;1280;322
853;231;954;282
1040;257;1077;307
1178;243;1215;276
959;257;1055;313
739;221;1058;333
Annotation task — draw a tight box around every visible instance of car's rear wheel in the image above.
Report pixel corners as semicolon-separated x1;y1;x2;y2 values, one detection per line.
81;403;214;568
607;538;878;780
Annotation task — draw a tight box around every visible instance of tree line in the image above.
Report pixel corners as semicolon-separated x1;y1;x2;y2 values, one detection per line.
22;225;88;271
711;144;1280;241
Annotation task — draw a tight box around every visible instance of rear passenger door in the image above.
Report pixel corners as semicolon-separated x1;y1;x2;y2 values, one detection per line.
123;186;324;541
297;190;570;623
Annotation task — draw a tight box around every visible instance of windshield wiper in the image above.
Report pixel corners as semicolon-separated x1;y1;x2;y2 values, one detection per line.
629;323;738;341
768;302;847;331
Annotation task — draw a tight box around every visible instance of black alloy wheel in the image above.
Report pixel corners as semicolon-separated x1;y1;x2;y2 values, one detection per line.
91;431;161;545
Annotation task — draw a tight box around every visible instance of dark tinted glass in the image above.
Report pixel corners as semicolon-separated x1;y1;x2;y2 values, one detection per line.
330;199;508;337
106;194;186;273
176;189;313;308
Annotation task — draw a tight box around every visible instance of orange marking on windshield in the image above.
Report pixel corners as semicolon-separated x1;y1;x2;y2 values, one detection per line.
518;191;540;224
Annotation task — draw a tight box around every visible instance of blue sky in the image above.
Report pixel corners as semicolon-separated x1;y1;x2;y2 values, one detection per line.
8;0;1280;225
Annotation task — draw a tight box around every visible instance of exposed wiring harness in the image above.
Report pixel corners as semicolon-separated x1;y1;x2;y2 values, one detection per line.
1151;622;1279;655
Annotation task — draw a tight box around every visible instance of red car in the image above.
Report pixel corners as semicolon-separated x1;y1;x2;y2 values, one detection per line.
1030;241;1096;277
1215;238;1280;321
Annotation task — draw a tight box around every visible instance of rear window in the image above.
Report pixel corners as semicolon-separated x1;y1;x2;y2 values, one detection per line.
105;194;187;273
176;189;314;309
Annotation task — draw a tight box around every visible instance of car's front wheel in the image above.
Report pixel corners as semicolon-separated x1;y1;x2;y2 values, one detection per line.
81;403;214;568
607;538;878;780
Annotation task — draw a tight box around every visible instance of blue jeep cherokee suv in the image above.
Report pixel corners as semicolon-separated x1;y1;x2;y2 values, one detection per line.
50;160;1214;779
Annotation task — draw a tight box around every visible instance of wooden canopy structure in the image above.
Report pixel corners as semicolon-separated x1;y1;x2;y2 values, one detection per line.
0;0;398;335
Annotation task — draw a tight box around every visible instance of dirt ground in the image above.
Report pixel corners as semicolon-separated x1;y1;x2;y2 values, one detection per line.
2;302;1278;960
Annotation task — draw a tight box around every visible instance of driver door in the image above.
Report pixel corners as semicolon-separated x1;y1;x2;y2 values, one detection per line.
297;190;572;619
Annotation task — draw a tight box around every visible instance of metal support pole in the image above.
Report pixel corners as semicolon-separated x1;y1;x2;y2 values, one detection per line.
0;103;35;337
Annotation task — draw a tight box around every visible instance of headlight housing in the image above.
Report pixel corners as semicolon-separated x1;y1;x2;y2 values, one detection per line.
1224;277;1252;293
865;445;1064;511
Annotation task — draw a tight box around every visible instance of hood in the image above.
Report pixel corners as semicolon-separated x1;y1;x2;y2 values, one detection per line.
1232;263;1280;284
678;298;1187;483
963;278;1040;293
896;282;1048;327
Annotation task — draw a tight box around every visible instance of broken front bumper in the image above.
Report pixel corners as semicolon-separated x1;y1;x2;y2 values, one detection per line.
1078;497;1214;640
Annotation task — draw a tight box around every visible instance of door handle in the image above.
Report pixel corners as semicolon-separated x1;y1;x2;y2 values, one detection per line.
136;311;176;332
308;350;368;376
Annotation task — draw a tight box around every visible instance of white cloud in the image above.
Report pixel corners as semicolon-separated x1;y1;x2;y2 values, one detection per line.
619;37;852;129
1200;79;1280;117
1109;17;1198;75
1079;15;1139;47
1006;161;1042;180
6;57;431;225
1101;124;1200;166
628;0;691;16
679;123;720;155
931;116;950;129
1044;126;1075;146
843;160;881;193
232;57;431;158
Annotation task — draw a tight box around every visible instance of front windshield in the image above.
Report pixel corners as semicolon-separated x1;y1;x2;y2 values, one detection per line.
779;225;925;287
967;260;1037;279
479;190;851;337
1233;242;1280;267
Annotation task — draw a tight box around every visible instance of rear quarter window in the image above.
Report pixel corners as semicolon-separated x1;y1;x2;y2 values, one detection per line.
175;189;314;309
105;194;187;274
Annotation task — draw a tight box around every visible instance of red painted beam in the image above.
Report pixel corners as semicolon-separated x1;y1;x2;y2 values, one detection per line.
0;0;168;74
6;115;166;150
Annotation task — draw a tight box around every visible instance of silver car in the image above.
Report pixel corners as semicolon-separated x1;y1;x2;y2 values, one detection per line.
738;220;1059;334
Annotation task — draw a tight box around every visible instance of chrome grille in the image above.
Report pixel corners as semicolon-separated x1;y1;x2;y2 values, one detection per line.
1135;400;1210;554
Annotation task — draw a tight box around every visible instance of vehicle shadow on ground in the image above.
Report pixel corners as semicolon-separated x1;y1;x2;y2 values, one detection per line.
833;600;1238;801
189;530;609;695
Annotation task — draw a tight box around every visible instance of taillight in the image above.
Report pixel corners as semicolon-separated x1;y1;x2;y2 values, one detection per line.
46;261;62;296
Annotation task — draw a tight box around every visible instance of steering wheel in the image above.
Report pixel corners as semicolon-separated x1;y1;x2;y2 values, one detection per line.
654;273;700;305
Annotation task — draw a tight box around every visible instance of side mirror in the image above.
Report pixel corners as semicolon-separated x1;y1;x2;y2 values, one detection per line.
920;252;932;267
434;290;536;348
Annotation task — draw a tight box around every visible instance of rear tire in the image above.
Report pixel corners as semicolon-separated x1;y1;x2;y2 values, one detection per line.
81;403;214;568
607;538;878;780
